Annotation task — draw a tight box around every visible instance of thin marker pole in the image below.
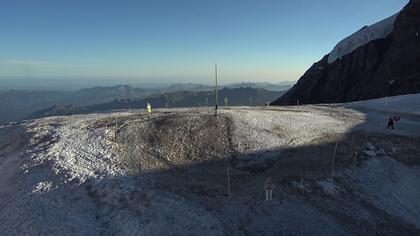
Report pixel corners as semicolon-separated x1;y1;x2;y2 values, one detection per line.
215;64;218;116
385;96;391;118
350;135;356;165
227;166;231;199
115;117;118;141
331;142;338;194
364;128;370;146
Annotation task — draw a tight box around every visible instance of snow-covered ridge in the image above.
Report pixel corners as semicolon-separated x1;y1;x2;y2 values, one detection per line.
328;13;399;64
344;93;420;115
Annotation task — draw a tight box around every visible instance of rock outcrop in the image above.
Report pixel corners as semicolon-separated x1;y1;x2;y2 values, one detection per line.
274;0;420;105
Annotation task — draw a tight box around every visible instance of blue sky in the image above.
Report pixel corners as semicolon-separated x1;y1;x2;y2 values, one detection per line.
0;0;408;83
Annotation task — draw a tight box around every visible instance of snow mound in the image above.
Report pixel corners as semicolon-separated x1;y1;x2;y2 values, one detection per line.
26;114;126;184
328;13;399;64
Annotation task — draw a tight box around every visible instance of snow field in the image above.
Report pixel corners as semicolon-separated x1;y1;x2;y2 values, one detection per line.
1;96;420;235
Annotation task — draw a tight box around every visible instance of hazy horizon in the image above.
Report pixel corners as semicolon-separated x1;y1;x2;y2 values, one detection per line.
0;76;296;91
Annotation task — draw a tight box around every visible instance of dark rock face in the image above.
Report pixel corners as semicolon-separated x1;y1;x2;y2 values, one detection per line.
274;0;420;105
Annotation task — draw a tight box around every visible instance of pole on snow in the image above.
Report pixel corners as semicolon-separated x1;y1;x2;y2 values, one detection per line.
331;142;338;194
227;166;231;199
215;64;218;116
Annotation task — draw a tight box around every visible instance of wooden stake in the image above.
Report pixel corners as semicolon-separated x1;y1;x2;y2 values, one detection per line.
114;117;117;141
331;142;338;194
364;128;370;145
227;166;230;199
350;135;356;151
350;135;356;165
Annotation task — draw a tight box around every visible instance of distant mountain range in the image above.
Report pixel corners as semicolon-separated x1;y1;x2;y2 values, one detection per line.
226;82;293;91
26;87;286;119
1;82;293;124
1;85;146;124
153;81;294;93
274;0;420;105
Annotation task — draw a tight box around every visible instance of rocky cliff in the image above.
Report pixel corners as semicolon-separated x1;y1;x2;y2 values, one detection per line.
274;0;420;105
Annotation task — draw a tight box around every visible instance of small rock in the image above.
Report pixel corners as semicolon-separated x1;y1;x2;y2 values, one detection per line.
392;147;397;153
362;150;376;157
366;142;375;150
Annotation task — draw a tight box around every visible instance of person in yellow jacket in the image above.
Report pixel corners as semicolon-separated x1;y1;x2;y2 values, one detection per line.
147;102;152;113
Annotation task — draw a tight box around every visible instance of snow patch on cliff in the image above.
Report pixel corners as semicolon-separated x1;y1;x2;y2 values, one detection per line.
328;13;399;64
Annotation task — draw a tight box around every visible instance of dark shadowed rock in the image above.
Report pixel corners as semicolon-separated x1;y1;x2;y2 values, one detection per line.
274;0;420;105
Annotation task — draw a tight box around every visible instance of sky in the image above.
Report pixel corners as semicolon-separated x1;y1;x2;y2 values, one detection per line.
0;0;409;84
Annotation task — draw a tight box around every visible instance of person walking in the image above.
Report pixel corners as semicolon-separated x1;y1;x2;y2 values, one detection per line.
387;117;394;129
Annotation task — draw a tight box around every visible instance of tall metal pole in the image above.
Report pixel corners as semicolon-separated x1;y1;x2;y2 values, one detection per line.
215;64;218;116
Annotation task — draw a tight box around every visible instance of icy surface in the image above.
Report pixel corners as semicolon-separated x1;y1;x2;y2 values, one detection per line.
44;116;125;182
352;157;420;228
222;107;353;152
1;98;420;235
344;93;420;136
345;93;420;115
328;13;399;63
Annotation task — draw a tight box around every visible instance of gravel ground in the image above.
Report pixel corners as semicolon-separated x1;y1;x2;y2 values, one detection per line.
0;104;419;235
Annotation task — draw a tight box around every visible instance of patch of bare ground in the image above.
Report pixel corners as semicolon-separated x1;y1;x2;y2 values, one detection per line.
115;112;233;173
